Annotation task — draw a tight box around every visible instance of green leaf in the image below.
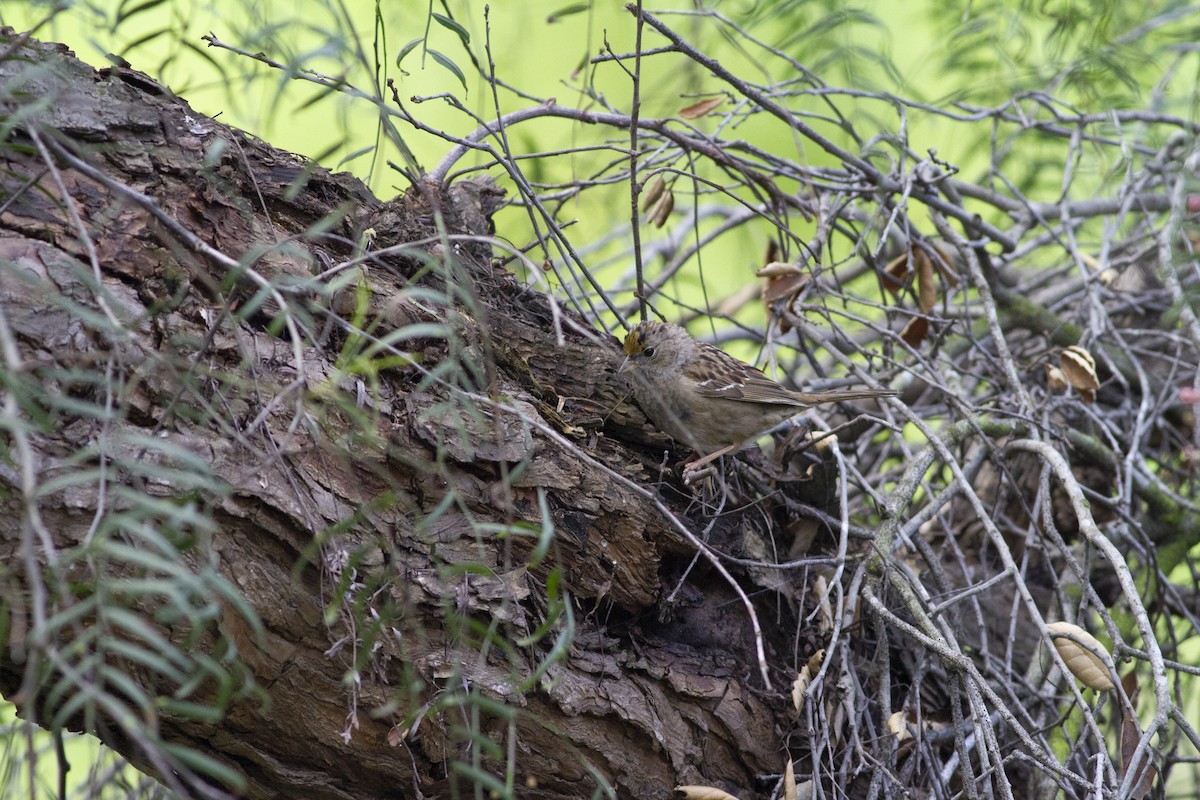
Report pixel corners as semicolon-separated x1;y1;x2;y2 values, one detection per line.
547;3;590;23
336;143;377;168
396;37;423;67
432;13;470;49
114;0;168;27
428;49;468;93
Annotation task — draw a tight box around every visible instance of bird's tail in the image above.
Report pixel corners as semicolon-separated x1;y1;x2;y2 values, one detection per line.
790;388;898;406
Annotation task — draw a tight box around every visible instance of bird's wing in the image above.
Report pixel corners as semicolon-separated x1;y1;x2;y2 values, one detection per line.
683;342;803;405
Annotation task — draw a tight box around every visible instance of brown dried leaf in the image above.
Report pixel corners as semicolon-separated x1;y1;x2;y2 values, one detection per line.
915;248;937;313
762;272;809;305
676;786;740;800
1046;365;1068;392
640;174;665;212
764;239;782;265
1118;670;1157;799
814;572;835;632
650;190;674;228
1047;621;1115;691
678;96;724;119
1060;346;1099;403
757;261;803;278
1121;668;1139;701
762;260;811;335
900;316;930;347
882;252;912;295
791;669;810;712
1062;345;1097;375
887;711;911;742
791;649;826;711
930;241;960;287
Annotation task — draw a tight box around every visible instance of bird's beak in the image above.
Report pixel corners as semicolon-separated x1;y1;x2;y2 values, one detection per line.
618;356;635;374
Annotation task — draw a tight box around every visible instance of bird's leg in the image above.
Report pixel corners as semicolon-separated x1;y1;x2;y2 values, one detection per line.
681;443;740;484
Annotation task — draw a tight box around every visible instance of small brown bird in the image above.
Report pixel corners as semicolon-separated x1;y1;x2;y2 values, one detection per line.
618;321;895;478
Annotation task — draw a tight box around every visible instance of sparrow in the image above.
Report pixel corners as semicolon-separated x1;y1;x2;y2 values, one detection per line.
618;321;895;478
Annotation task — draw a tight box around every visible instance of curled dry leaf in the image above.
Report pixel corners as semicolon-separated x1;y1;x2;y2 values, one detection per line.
887;711;911;742
813;572;834;632
882;251;912;295
784;758;796;800
1118;670;1158;799
791;649;826;711
650;190;675;228
757;261;803;278
1047;621;1116;691
640;174;665;212
761;262;811;335
1060;346;1099;403
900;315;930;348
929;241;960;287
915;248;937;313
791;669;809;712
675;786;740;800
1046;364;1068;392
678;96;724;119
884;243;956;306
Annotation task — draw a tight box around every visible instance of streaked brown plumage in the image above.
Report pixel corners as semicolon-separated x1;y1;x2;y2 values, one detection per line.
618;321;895;475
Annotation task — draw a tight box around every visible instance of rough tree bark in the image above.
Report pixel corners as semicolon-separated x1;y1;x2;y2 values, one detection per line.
0;32;834;799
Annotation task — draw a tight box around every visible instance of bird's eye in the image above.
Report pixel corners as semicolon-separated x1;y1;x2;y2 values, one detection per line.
642;346;655;358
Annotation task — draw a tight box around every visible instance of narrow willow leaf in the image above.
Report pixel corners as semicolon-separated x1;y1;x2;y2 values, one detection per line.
428;49;468;93
431;13;470;49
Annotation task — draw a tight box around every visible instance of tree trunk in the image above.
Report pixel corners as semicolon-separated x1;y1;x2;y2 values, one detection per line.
0;31;806;799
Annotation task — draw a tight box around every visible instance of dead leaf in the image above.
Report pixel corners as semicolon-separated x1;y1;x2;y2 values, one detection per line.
900;316;930;347
882;251;912;295
679;97;724;119
640;174;665;212
1060;346;1099;403
915;248;937;313
1047;621;1115;691
1118;670;1158;799
887;711;910;742
761;261;811;335
884;243;955;306
1046;365;1068;392
675;786;740;800
791;649;825;711
813;573;834;632
757;261;803;279
650;190;674;228
764;240;782;265
791;670;809;712
784;759;796;800
930;241;960;287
